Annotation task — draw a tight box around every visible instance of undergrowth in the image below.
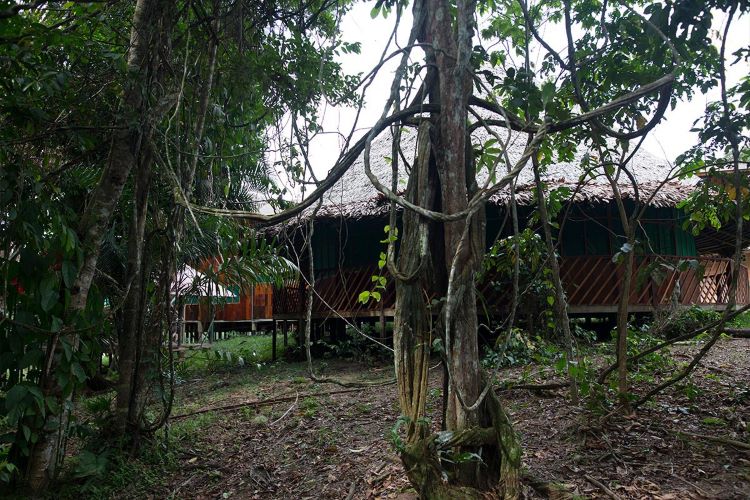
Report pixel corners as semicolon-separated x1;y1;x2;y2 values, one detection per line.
655;306;722;339
177;333;296;376
286;323;393;364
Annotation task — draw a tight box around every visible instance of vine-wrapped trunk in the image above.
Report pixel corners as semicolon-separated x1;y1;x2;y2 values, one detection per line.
113;13;217;442
24;0;174;489
394;122;437;442
393;0;521;496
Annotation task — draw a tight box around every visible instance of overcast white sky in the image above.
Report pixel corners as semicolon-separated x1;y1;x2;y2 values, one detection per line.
297;3;749;185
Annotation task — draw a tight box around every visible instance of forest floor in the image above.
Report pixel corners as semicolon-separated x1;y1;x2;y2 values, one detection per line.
59;337;749;499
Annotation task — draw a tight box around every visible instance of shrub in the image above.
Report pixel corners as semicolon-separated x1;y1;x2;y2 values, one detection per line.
619;324;674;374
656;306;721;339
320;324;392;363
572;323;597;344
729;311;750;329
479;229;556;337
481;328;557;368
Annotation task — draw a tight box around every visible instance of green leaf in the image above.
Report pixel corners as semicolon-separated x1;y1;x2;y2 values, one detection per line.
64;227;77;253
62;340;73;361
39;275;58;313
5;385;29;411
546;295;554;306
540;81;555;105
432;338;444;353
358;291;370;304
45;396;60;415
50;316;63;332
71;363;87;383
62;261;77;288
27;385;44;405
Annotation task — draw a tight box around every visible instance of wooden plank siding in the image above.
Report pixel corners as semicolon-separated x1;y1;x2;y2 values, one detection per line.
185;284;274;323
273;256;749;318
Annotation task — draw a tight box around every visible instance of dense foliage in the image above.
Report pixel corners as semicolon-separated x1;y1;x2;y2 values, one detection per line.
0;0;358;489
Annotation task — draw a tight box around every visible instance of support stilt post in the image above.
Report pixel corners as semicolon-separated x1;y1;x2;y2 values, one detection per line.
272;320;277;362
379;304;386;343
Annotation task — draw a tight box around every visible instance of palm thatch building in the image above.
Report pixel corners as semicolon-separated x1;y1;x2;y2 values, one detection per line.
270;126;749;336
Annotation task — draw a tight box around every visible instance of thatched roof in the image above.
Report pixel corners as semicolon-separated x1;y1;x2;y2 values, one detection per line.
301;119;697;221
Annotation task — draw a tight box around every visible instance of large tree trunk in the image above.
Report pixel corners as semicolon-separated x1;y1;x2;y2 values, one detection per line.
428;0;481;435
24;0;173;490
394;0;521;497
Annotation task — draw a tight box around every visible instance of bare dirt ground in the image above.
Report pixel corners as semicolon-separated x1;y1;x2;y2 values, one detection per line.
120;338;749;499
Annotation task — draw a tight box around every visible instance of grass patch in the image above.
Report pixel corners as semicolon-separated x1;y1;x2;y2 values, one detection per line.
301;396;320;418
701;417;727;427
355;402;373;414
168;412;217;442
179;333;296;375
729;311;750;329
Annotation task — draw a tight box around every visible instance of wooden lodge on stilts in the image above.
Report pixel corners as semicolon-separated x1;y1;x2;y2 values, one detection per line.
267;126;750;344
182;129;750;354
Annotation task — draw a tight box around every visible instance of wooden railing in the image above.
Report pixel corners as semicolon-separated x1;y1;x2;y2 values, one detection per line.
559;255;749;308
273;278;306;316
273;267;396;317
273;256;749;317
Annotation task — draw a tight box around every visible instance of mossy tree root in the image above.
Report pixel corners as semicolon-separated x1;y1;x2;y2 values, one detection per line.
400;391;521;499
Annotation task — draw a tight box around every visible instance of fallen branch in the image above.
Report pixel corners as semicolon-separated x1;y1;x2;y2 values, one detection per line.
308;374;396;388
677;432;750;451
584;474;623;500
501;381;570;392
270;392;298;426
170;386;374;420
724;328;750;338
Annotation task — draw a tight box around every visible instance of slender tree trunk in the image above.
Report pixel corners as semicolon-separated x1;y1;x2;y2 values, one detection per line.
531;155;579;404
616;236;635;410
606;166;636;412
113;18;218;442
24;0;173;489
115;151;153;436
